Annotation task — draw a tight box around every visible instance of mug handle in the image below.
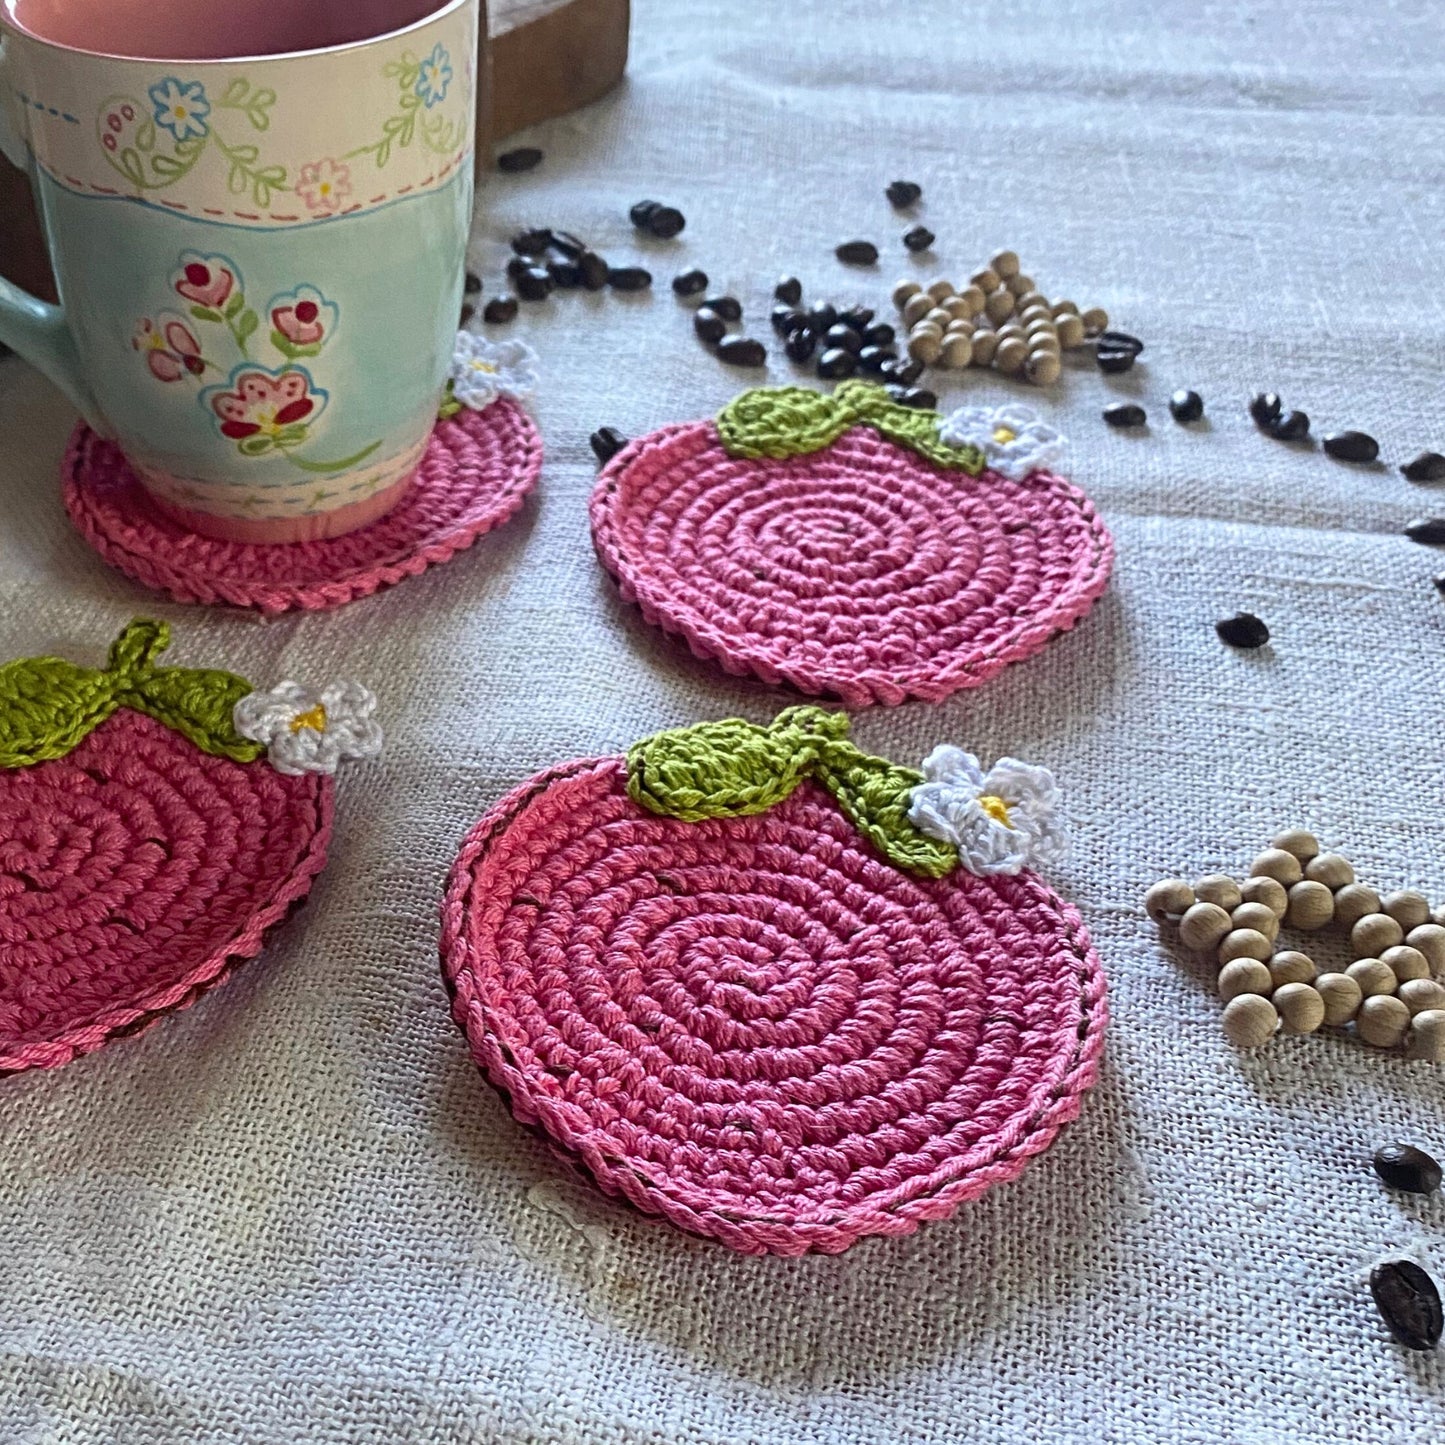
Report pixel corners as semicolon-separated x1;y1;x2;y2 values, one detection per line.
0;38;103;427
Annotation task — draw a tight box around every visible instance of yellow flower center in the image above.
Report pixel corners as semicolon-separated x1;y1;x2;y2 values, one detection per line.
992;425;1017;444
289;703;327;734
319;182;332;196
147;332;167;351
468;359;499;374
978;793;1011;825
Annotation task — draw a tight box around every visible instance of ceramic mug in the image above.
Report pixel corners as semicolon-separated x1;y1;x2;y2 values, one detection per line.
0;0;476;542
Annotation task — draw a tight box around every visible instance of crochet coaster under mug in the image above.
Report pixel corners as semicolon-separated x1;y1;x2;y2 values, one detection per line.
590;384;1114;707
0;620;381;1074
441;707;1106;1256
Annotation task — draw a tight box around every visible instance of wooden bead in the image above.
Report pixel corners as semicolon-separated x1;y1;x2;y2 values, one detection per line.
996;322;1028;344
1357;993;1411;1049
1304;852;1354;889
1381;945;1429;983
940;334;974;368
1397;978;1445;1017
944;318;976;338
1026;328;1061;353
1005;272;1035;297
1022;311;1056;334
1219;928;1273;963
1407;1009;1445;1062
1179;901;1233;952
1274;981;1325;1035
985;288;1015;325
1352;912;1405;958
970;268;1000;294
902;293;934;328
1195;874;1241;911
1050;298;1080;318
1269;950;1317;988
941;296;973;321
1383;890;1432;931
970;330;1000;366
1406;923;1445;971
1017;293;1050;314
1080;306;1109;335
1219;957;1273;1000
1222;993;1278;1048
1332;883;1381;929
1316;973;1363;1026
1251;848;1303;886
1285;880;1334;931
924;307;954;331
989;249;1020;280
1232;901;1280;941
1024;349;1061;386
1055;314;1085;349
892;279;922;308
1145;879;1196;921
958;285;987;317
1270;827;1321;863
993;336;1027;374
1346;957;1398;998
926;278;956;302
1241;876;1289;917
908;330;943;365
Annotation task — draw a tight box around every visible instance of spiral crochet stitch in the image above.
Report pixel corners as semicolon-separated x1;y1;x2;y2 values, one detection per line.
61;399;542;615
440;756;1107;1256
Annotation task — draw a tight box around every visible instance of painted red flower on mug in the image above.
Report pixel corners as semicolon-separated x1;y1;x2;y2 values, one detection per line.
132;316;206;382
204;365;329;456
173;252;237;311
266;285;338;358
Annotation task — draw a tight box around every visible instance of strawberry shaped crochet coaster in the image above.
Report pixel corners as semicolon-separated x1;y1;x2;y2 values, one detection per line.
441;706;1106;1255
0;620;381;1074
589;385;1113;707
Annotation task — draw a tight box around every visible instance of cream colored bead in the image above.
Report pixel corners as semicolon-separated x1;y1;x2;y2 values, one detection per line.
940;334;974;369
1222;993;1278;1048
1304;852;1354;889
924;306;954;331
1195;874;1241;911
926;278;956;303
993;336;1027;375
1020;309;1054;331
1357;993;1410;1048
1274;981;1325;1035
1383;890;1432;931
1027;333;1061;358
1316;972;1363;1026
1145;879;1196;921
1407;1009;1445;1061
1346;957;1398;998
1219;957;1272;1001
1017;293;1050;315
1051;298;1080;319
1271;828;1321;863
945;318;976;339
1005;272;1035;297
989;250;1020;281
1285;880;1334;931
1406;924;1445;972
1397;977;1445;1016
1080;306;1109;335
1232;902;1280;941
902;293;934;328
1219;928;1272;964
941;296;973;321
1269;951;1317;989
958;285;987;317
970;330;1000;366
1352;912;1404;958
1056;314;1087;349
985;289;1015;325
970;268;1000;294
1024;349;1061;386
1333;883;1381;929
1179;901;1233;951
1381;945;1429;983
1241;876;1289;917
892;279;923;309
1251;848;1303;886
908;330;943;365
997;322;1028;345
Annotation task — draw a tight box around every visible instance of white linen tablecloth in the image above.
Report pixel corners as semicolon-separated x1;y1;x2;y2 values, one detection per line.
3;0;1444;1438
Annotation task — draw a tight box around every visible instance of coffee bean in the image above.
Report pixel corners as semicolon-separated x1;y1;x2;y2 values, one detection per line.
515;266;554;300
903;225;935;253
1435;573;1445;597
459;303;474;325
1405;517;1445;545
1269;409;1311;442
629;200;660;227
672;268;709;297
701;295;742;322
893;358;924;385
884;383;909;402
1249;392;1283;427
816;347;858;379
1097;329;1144;355
506;255;532;281
646;205;686;239
825;323;863;354
836;240;880;266
838;304;874;331
1370;1260;1442;1351
548;259;584;288
1096;349;1136;375
482;296;518;324
578;251;611;290
858;345;897;374
1402;451;1445;483
785;326;818;362
863;322;896;347
771;276;803;306
549;231;590;259
589;427;629;465
1323;430;1380;463
463;271;482;294
886;179;923;208
1374;1143;1443;1195
1216;612;1270;649
900;387;937;410
807;303;838;333
1169;389;1204;423
608;266;653;292
511;228;553;256
716;336;767;367
497;146;544;173
694;307;727;343
770;304;800;335
1103;402;1146;428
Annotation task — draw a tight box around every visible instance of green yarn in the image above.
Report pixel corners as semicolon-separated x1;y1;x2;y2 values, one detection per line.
715;380;987;474
627;705;958;879
0;619;264;770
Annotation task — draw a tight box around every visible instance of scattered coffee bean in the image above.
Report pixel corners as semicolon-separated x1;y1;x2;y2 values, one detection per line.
1370;1260;1442;1352
836;240;880;266
459;302;474;325
1435;573;1445;597
693;307;727;343
771;304;801;335
1249;392;1283;428
629;200;660;227
463;271;482;294
893;357;924;385
824;323;863;354
578;251;610;290
816;347;858;379
1402;451;1445;483
515;266;554;300
884;383;909;403
608;266;653;292
589;427;629;465
1097;330;1144;355
506;255;532;281
1373;1143;1443;1195
900;387;937;410
646;205;686;239
1405;517;1445;545
1169;389;1204;423
775;275;803;306
903;225;935;253
511;227;552;256
1096;349;1136;375
857;345;897;374
1103;402;1147;428
672;268;709;297
716;336;767;367
497;146;544;173
886;179;923;208
701;295;742;322
1270;409;1311;442
482;296;518;324
838;304;874;330
807;302;839;333
785;326;818;363
1216;612;1270;649
549;231;589;260
1323;430;1380;463
863;322;895;347
548;259;584;288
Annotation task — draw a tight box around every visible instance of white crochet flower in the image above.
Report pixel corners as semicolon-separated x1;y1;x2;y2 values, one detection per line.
448;332;538;410
908;745;1067;876
234;681;383;776
937;403;1065;479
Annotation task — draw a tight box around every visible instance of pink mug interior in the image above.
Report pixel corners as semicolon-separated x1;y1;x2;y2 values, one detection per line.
2;0;442;60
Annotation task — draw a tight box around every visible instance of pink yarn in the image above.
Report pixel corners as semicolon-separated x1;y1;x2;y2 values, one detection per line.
590;421;1114;707
441;757;1107;1256
61;399;542;616
0;710;331;1074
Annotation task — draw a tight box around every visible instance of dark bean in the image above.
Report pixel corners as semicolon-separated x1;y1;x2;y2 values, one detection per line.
857;345;897;374
608;266;652;292
807;303;838;333
1405;517;1445;545
838;304;874;331
645;206;684;240
1097;329;1144;355
482;296;518;324
774;276;803;306
548;259;584;288
863;322;895;347
515;266;554;300
506;255;532;281
1323;430;1380;464
903;225;935;253
459;302;474;325
1249;392;1283;427
1269;409;1311;442
578;251;610;290
589;427;629;465
836;239;880;266
716;336;767;368
785;326;818;363
701;295;741;322
497;146;544;173
886;180;922;208
1435;573;1445;597
1169;389;1204;423
1215;612;1270;649
511;227;552;256
893;358;924;386
548;230;590;259
771;305;804;336
816;347;858;379
1096;349;1136;375
1374;1144;1443;1195
693;307;727;343
1370;1260;1442;1352
629;200;660;227
900;387;937;410
1103;402;1147;428
463;271;482;294
824;323;863;354
672;268;709;298
885;383;909;403
1402;451;1445;483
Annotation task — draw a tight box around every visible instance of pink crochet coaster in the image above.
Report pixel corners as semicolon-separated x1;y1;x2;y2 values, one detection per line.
589;385;1113;707
441;709;1106;1256
61;399;542;616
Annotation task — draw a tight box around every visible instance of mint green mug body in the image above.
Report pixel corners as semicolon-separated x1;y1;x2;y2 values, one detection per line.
0;0;476;542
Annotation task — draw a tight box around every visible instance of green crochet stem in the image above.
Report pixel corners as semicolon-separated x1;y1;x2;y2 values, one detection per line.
715;380;986;474
626;705;958;879
0;619;264;770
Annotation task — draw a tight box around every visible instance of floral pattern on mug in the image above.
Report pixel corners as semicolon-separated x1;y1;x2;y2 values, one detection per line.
148;78;210;142
132;316;206;382
415;45;453;108
267;286;339;359
173;253;237;311
204;365;329;456
296;159;352;215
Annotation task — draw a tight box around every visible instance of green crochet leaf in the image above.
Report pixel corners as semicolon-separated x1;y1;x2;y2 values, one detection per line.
124;668;264;763
0;656;119;768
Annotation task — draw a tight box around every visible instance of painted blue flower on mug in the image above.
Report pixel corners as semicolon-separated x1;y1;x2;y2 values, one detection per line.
414;45;453;109
148;78;211;142
266;285;339;360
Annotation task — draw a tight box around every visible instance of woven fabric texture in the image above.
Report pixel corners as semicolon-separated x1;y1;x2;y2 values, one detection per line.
3;0;1445;1437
